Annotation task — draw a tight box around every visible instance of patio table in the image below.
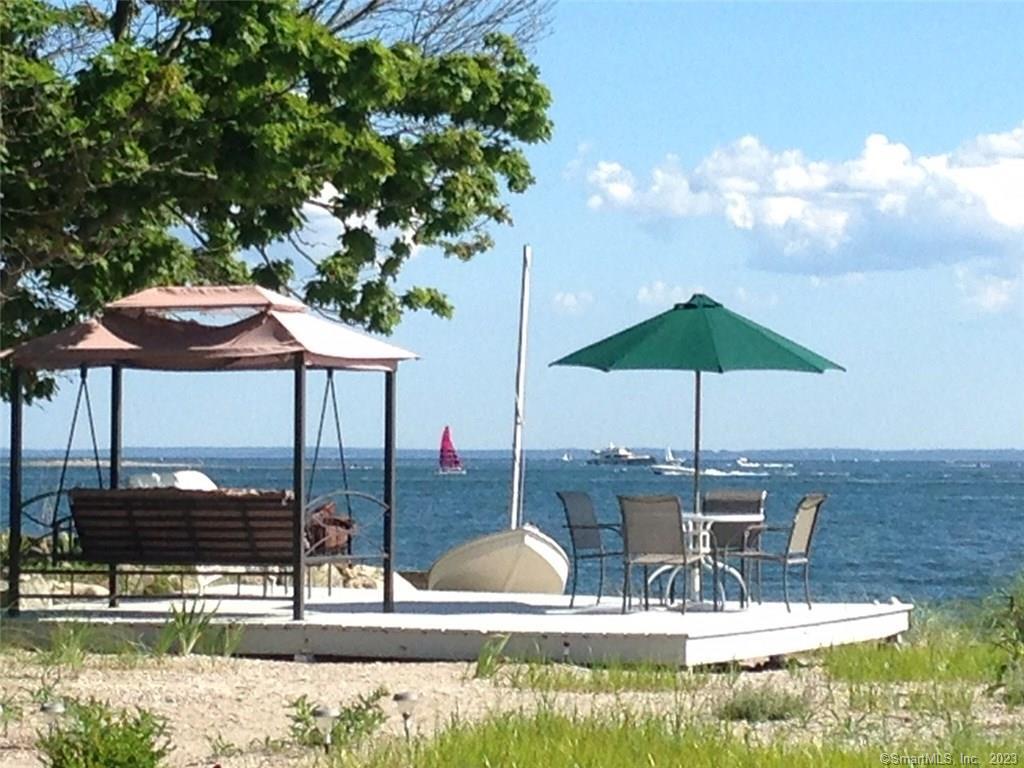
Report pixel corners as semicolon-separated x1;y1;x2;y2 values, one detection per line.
651;511;765;609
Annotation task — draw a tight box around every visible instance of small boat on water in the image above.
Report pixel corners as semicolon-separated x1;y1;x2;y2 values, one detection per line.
586;443;655;466
427;524;570;593
737;456;793;469
437;425;466;475
651;446;689;476
560;451;573;462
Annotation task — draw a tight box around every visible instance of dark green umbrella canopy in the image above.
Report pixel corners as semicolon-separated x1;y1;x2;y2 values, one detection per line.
552;293;843;513
552;294;844;373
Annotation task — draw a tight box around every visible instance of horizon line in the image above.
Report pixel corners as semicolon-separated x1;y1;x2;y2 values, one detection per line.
6;445;1023;455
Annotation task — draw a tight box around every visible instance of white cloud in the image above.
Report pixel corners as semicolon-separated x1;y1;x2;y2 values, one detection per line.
586;122;1024;310
587;161;636;206
954;266;1021;313
553;290;593;315
733;286;779;307
563;141;594;180
636;281;699;306
809;273;867;289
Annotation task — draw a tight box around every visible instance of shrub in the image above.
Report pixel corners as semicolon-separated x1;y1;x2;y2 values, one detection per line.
35;698;171;768
985;575;1024;703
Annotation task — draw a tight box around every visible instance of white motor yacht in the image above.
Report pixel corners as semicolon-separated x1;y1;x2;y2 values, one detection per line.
586;443;655;466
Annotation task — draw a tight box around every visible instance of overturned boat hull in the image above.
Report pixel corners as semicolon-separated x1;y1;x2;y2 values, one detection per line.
427;525;570;594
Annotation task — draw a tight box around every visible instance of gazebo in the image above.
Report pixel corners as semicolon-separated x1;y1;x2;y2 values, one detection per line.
4;285;416;620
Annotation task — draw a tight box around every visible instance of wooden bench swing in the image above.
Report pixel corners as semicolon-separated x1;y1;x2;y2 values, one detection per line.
16;366;386;608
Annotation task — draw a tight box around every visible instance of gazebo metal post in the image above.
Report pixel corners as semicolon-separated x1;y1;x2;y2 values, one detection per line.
383;370;396;613
292;353;306;621
108;364;122;607
6;368;24;616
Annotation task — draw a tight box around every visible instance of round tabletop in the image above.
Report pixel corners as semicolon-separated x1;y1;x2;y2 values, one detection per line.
681;512;764;524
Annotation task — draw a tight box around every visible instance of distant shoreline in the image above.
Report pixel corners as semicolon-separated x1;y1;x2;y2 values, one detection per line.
2;447;1022;463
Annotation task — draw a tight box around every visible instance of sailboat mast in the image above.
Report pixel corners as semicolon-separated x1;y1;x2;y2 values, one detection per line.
509;245;532;529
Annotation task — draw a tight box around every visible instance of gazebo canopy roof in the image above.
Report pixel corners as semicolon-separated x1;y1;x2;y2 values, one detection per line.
5;285;417;372
106;285;307;313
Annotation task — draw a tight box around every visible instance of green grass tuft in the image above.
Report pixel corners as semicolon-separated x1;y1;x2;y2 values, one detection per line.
472;634;510;679
821;610;1002;683
715;684;809;722
502;660;709;694
330;708;1024;768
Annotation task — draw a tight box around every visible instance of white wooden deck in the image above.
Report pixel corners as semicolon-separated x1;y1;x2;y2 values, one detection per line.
11;583;912;667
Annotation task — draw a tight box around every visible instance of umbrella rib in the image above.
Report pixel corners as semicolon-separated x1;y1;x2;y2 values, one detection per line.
700;310;725;373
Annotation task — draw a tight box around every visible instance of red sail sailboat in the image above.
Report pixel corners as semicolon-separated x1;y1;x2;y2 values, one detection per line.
438;425;466;475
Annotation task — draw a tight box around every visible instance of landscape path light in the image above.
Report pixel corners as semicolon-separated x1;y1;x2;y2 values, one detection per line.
392;691;418;741
39;699;65;735
311;703;340;753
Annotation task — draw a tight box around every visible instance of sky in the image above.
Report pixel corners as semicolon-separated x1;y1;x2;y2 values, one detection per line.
11;2;1024;452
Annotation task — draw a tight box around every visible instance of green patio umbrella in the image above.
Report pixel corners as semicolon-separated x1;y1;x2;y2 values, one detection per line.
551;293;844;512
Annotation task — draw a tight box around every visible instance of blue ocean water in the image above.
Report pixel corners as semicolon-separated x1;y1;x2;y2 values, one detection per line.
4;455;1023;605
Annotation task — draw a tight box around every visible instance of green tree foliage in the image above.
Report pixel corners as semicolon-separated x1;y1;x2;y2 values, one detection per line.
0;0;552;400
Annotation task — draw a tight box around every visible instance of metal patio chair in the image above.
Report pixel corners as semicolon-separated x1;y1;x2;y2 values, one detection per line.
557;491;622;607
617;494;710;614
735;493;828;611
702;489;767;606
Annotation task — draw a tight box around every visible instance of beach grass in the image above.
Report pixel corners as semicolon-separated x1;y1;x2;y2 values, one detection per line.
715;684;809;722
500;659;710;694
330;707;1024;768
820;609;1002;683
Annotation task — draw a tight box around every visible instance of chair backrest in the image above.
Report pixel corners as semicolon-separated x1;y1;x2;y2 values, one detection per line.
617;495;685;558
786;493;828;556
703;489;767;550
701;490;767;515
556;491;604;551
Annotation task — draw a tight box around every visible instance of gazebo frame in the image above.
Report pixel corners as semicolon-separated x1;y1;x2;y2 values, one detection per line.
5;286;412;620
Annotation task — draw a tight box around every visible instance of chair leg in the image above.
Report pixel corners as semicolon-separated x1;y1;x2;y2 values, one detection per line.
597;557;605;605
756;560;763;604
737;557;746;609
782;563;791;613
642;566;649;611
680;563;688;614
621;562;630;614
803;562;812;609
570;559;578;608
714;562;724;612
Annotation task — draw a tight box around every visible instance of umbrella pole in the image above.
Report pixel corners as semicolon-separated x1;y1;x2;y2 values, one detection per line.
693;370;701;514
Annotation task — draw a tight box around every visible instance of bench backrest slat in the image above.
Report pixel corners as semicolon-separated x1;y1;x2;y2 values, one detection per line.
69;488;296;566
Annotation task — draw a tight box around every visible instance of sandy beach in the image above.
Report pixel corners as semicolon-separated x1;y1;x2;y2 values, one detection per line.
1;650;1020;767
0;655;530;767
